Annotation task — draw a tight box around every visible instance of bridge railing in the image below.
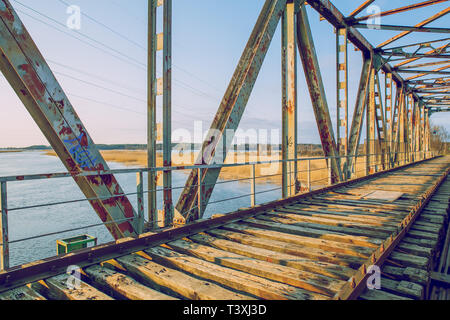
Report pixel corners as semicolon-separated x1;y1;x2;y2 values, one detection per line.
0;150;435;270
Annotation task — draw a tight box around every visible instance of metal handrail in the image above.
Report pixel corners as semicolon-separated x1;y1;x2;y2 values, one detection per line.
0;150;435;270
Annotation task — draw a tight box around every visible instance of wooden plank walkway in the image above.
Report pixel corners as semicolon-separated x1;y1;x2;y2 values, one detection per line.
0;156;449;300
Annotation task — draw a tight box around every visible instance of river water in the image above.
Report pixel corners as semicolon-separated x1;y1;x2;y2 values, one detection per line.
0;151;281;267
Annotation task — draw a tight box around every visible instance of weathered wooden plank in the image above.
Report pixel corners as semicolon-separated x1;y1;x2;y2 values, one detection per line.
31;274;114;300
311;197;410;212
145;246;319;300
0;285;46;300
382;266;429;286
216;225;364;269
430;272;450;287
410;224;442;235
419;214;445;225
290;201;406;217
389;251;430;270
403;236;437;248
407;229;439;241
255;214;391;239
168;238;343;297
115;254;250;300
241;218;382;247
360;288;412;300
84;265;177;300
380;278;424;300
397;242;433;258
278;206;402;226
267;211;398;233
220;223;374;257
199;230;354;279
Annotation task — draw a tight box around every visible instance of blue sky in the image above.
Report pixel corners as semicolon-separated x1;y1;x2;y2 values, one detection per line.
0;0;449;148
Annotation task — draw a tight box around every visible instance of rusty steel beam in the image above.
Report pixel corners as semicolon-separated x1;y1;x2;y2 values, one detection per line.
350;0;449;23
347;0;376;19
0;182;8;270
406;64;450;81
336;28;349;160
366;67;376;174
347;57;372;177
394;43;450;67
306;0;424;111
377;6;450;48
353;24;450;34
175;0;292;223
147;0;158;228
0;0;139;240
281;1;298;198
296;5;342;183
398;60;450;70
162;0;174;225
375;72;387;170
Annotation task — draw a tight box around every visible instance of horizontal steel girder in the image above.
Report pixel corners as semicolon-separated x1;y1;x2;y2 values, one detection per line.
0;0;139;240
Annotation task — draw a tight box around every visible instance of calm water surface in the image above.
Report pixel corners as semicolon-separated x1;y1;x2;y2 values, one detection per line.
0;151;281;267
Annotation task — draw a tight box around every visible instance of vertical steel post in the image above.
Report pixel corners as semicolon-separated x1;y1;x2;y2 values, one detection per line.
307;159;311;192
147;0;158;229
374;72;387;171
425;108;430;155
347;56;372;178
421;104;425;159
282;0;298;198
366;67;376;175
336;28;348;177
385;72;393;168
328;158;332;186
163;0;174;225
136;172;144;234
0;182;9;271
197;168;203;218
296;5;342;183
251;164;256;207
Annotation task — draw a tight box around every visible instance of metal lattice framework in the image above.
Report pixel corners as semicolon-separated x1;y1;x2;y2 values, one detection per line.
0;0;449;239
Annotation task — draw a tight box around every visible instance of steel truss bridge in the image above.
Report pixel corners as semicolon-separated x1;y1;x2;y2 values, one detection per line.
0;0;449;300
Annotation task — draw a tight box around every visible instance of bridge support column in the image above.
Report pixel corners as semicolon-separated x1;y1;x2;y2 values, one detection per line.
296;5;342;184
282;0;298;198
147;0;173;228
336;28;348;179
348;56;372;178
366;67;376;175
0;182;8;271
162;0;174;226
147;0;158;229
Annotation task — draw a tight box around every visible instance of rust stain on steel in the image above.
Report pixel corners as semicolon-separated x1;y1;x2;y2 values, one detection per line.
0;0;14;23
18;64;45;101
0;0;138;239
175;0;292;220
296;5;341;182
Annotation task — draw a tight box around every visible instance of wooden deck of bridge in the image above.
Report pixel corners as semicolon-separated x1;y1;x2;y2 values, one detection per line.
0;156;449;300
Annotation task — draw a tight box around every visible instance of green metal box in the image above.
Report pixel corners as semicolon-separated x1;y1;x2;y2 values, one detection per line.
56;235;97;255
